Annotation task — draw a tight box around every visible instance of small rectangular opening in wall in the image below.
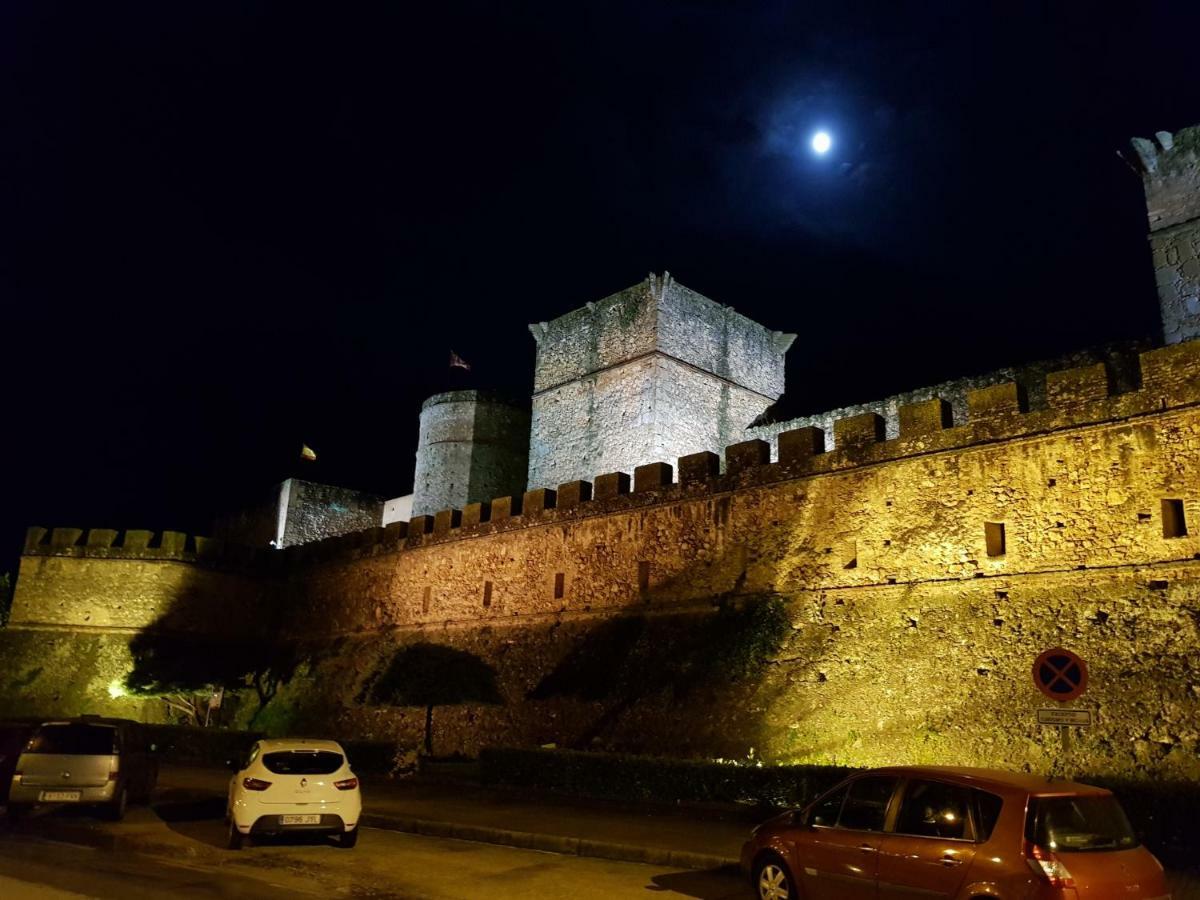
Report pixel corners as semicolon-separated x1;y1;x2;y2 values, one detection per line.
421;586;431;615
637;561;650;594
985;522;1006;557
554;572;565;600
1162;499;1188;538
482;580;493;608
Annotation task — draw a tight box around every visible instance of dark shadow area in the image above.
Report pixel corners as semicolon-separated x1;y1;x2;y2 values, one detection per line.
363;642;503;756
122;577;321;730
647;867;749;899
529;595;791;748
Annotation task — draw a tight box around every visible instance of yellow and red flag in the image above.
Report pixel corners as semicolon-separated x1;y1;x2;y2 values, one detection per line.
300;444;317;462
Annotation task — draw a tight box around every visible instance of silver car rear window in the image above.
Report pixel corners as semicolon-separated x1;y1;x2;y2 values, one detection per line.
262;750;343;775
26;724;117;755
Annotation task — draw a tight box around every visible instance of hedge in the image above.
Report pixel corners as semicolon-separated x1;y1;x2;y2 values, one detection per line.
143;725;399;775
480;747;853;809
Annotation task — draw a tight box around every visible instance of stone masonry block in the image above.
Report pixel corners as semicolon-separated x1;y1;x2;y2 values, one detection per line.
85;529;119;549
123;530;154;551
678;451;720;483
50;527;83;550
384;520;409;541
967;383;1027;423
408;515;434;536
634;462;673;493
778;427;825;465
556;481;593;509
490;496;523;522
1140;341;1200;399
159;531;188;555
461;502;490;528
834;412;886;449
23;526;47;553
725;439;770;476
1046;364;1112;409
593;472;631;500
899;398;953;438
433;509;462;535
523;488;557;517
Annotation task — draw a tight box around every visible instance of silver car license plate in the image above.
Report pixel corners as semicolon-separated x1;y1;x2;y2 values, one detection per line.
40;790;82;802
280;814;321;825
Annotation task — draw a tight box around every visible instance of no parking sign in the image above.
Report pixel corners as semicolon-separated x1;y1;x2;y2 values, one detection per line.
1032;647;1088;702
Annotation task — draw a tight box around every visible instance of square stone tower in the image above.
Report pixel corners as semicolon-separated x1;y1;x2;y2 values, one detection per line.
527;272;795;490
1131;124;1200;344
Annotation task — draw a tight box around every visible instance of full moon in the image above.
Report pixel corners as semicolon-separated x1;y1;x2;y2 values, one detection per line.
811;131;832;154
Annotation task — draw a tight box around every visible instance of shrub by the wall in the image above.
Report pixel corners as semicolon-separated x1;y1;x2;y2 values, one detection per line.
480;747;852;808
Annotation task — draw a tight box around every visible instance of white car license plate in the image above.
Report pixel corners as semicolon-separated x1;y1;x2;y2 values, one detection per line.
40;790;82;802
280;814;321;825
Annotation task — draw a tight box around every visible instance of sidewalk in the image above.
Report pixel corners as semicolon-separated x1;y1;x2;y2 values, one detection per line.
159;764;752;869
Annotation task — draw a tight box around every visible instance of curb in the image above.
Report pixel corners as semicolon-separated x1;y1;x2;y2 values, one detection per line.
360;812;739;870
12;819;227;864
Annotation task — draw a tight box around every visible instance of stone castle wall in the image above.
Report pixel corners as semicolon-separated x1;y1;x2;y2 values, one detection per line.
748;344;1146;453
527;273;792;490
8;343;1197;777
411;391;530;517
214;479;384;549
1133;124;1200;344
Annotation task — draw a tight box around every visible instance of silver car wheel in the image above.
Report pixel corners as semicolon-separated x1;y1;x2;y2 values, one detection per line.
758;862;790;900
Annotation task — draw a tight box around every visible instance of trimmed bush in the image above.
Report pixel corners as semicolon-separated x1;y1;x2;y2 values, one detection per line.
144;725;398;775
480;747;853;808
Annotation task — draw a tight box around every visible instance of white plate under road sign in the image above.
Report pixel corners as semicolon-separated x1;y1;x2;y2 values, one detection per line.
1037;708;1093;726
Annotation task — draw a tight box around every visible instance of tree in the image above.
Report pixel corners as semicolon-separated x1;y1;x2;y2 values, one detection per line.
124;632;303;726
368;643;503;756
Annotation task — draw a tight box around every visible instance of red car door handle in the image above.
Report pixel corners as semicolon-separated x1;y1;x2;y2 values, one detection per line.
859;844;877;853
940;857;963;866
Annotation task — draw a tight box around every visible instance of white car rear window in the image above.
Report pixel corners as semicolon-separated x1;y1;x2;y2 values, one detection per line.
262;750;343;775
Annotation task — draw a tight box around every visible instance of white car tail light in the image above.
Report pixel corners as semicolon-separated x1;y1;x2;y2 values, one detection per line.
334;777;359;791
242;777;272;791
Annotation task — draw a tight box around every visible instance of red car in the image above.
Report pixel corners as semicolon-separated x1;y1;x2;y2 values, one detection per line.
741;766;1170;899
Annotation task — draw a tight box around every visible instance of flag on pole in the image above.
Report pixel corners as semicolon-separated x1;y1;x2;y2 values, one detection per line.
449;350;472;371
300;443;317;462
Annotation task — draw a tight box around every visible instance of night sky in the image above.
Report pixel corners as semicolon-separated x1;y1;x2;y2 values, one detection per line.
3;1;1200;572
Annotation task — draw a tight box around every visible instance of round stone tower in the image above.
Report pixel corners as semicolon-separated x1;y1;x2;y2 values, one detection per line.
411;390;531;517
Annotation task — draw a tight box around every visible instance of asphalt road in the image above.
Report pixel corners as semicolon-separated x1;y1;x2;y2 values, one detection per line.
0;815;751;899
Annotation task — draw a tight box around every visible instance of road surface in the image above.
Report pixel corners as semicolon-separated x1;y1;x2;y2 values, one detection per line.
0;811;749;899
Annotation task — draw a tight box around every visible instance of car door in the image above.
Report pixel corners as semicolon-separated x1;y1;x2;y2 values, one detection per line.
796;774;899;900
874;778;978;899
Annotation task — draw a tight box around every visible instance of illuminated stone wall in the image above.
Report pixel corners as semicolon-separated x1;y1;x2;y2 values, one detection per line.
7;342;1200;779
1132;124;1200;344
527;273;793;490
214;479;385;549
411;391;530;518
9;529;263;632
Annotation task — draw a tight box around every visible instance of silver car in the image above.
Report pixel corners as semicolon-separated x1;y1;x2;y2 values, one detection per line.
7;716;158;820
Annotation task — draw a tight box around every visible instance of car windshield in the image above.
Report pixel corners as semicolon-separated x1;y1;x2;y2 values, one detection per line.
26;724;117;755
262;750;343;775
1026;795;1140;852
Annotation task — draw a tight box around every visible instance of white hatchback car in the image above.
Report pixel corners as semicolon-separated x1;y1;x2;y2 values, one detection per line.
226;739;361;849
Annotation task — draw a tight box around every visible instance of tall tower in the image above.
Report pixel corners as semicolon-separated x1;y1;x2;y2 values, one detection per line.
527;272;794;490
1131;124;1200;344
411;390;530;517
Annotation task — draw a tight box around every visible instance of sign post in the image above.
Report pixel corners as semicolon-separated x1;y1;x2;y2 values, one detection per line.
1032;648;1089;776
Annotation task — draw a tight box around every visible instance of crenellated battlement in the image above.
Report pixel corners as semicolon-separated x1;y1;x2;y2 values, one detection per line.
20;526;266;568
263;340;1200;569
